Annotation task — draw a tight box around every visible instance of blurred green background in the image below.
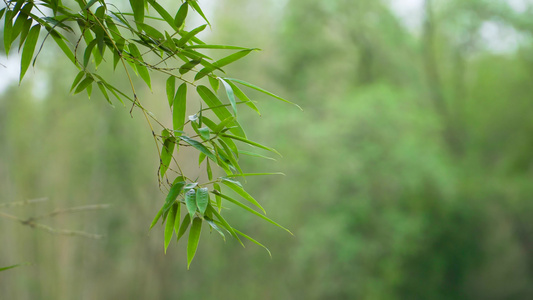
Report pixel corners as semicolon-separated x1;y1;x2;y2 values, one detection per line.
3;0;533;299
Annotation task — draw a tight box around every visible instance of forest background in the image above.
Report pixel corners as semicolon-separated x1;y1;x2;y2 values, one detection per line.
2;0;533;299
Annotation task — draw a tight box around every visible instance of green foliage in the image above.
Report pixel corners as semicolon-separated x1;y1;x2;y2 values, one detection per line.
0;0;296;266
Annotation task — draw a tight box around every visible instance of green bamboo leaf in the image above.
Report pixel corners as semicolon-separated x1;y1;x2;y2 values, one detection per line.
227;81;261;115
221;134;281;156
225;172;284;178
206;205;241;243
177;24;207;47
218;139;243;175
164;203;178;253
197;86;246;138
196;187;209;215
187;217;202;269
179;59;202;75
97;81;112;105
214;191;292;234
195;50;253;80
234;228;271;257
83;0;99;10
174;2;188;29
149;206;164;230
4;10;13;56
173;83;187;131
185;189;197;219
160;131;175;178
0;263;30;272
225;78;302;110
205;217;225;240
221;178;265;214
187;0;210;26
148;0;177;30
70;71;85;92
20;25;40;82
238;150;276;161
179;136;216;162
128;44;151;89
129;0;144;26
84;39;97;67
174;202;181;234
176;213;190;243
208;76;220;92
220;78;237;116
139;23;164;41
213;183;222;212
18;18;32;51
162;179;186;216
198;127;210;141
74;76;94;94
206;159;213;180
50;30;76;64
186;45;256;50
166;76;175;107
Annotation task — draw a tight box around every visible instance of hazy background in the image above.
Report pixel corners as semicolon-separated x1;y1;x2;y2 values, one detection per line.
3;0;533;299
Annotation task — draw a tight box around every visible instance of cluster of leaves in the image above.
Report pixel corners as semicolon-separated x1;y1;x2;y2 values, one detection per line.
1;0;298;268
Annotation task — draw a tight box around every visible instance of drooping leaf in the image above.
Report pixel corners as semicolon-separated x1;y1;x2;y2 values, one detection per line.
176;213;190;243
74;76;94;94
129;0;144;26
221;178;265;214
160;131;175;178
164;203;178;253
196;187;209;215
166;76;175;107
234;229;271;257
213;183;222;212
185;188;197;219
186;45;256;50
128;44;151;89
173;83;187;131
174;202;181;234
206;205;242;244
195;50;254;80
0;263;29;272
227;80;261;115
205;217;225;240
70;71;85;92
214;191;292;234
20;25;41;82
219;78;238;116
174;2;188;29
208;76;220;92
148;0;177;30
225;78;302;110
177;24;207;47
179;136;216;162
187;217;202;269
187;0;210;26
162;179;186;216
149;206;164;230
222;134;281;156
197;86;246;137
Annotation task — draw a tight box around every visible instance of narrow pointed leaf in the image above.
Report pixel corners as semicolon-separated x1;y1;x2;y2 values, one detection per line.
197;86;246;137
177;213;191;243
20;25;40;82
164;203;178;253
74;76;94;94
178;24;207;47
196;187;209;215
129;0;144;26
162;180;186;215
205;217;225;240
213;183;222;212
206;205;241;243
174;202;181;234
185;189;197;219
70;71;85;92
222;134;280;156
166;76;175;107
148;0;177;30
221;179;265;214
227;81;261;115
187;0;210;26
225;78;302;110
160;134;175;178
179;136;216;161
220;78;238;116
128;44;151;89
174;2;188;29
225;172;285;178
234;229;272;257
150;206;164;230
173;83;187;131
187;217;202;269
214;191;292;234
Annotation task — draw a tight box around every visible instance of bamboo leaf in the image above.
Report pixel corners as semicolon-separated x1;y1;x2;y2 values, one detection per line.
221;134;281;156
129;0;144;26
166;76;175;107
174;2;188;29
220;78;237;116
187;0;210;26
221;178;265;214
196;187;209;215
160;131;175;178
225;78;302;110
149;206;164;230
214;191;292;234
179;136;216;162
164;203;178;253
195;50;254;80
205;217;225;240
177;213;190;243
174;202;181;234
206;205;241;243
234;229;271;257
186;45;256;50
173;83;187;131
185;189;197;219
227;81;261;115
162;179;186;216
74;76;94;94
213;183;222;212
197;86;246;138
20;25;40;82
148;0;177;30
128;44;151;89
187;217;202;269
